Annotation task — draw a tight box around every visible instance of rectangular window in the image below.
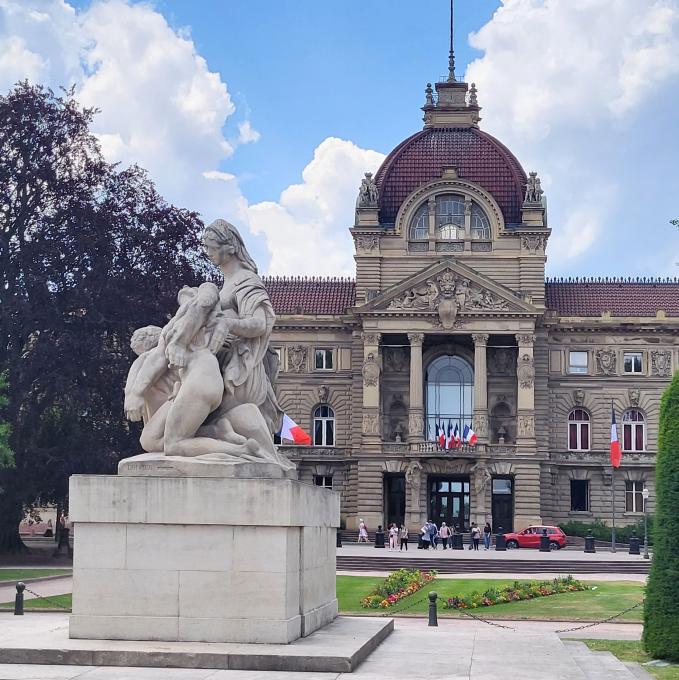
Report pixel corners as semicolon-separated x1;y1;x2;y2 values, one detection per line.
625;481;644;512
623;352;643;374
314;349;333;370
314;475;333;489
568;351;588;374
570;480;589;512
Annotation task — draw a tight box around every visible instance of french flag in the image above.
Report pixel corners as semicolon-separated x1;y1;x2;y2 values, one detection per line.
438;422;446;448
446;421;454;450
463;424;478;446
453;423;461;448
279;414;311;446
610;407;622;468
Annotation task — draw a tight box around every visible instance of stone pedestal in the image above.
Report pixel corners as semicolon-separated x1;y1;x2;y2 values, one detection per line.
68;470;339;644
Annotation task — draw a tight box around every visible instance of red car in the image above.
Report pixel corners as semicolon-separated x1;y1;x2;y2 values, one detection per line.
503;525;566;551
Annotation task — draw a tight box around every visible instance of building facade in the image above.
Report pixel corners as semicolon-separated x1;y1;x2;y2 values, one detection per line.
263;70;677;534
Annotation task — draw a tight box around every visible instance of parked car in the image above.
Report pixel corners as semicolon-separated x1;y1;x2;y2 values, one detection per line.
503;525;566;550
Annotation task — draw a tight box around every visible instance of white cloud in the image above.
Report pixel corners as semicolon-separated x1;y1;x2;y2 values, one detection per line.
247;138;385;276
237;120;261;144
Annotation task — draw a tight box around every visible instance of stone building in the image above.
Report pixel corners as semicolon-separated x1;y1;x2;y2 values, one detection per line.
263;66;677;534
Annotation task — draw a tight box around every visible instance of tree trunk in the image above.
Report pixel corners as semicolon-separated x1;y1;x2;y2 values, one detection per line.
0;494;26;553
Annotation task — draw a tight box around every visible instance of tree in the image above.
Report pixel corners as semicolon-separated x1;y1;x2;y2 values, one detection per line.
643;369;679;661
0;82;211;551
0;372;13;469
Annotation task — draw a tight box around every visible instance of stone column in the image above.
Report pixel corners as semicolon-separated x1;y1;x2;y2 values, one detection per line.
407;333;425;444
516;333;536;448
361;331;381;447
472;334;489;443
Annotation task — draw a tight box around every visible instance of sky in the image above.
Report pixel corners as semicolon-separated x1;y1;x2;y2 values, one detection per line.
1;0;678;278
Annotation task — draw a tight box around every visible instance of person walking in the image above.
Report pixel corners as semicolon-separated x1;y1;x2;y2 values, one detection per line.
438;522;451;550
388;523;399;551
421;523;431;549
471;523;481;551
358;519;368;543
483;522;492;550
428;520;438;550
52;512;72;558
399;524;408;551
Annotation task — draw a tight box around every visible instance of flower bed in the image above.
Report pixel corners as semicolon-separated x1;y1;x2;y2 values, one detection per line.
361;568;437;609
443;575;588;610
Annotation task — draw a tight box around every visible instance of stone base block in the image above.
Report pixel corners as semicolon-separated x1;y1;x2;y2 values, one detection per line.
69;473;339;644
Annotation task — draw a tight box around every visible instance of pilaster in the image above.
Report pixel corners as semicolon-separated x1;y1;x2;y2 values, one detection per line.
516;333;536;450
472;333;489;443
407;332;425;443
361;332;381;447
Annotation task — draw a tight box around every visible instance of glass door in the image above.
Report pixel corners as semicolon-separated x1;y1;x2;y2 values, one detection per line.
429;477;470;532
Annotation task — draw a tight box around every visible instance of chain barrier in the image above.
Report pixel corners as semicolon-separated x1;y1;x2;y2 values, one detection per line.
458;608;516;630
554;600;644;633
379;593;431;617
23;586;71;611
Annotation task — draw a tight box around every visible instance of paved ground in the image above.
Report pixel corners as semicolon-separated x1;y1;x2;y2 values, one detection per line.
0;615;646;680
0;575;73;605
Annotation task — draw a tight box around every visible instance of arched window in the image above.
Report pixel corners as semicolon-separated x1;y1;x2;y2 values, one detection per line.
425;355;474;441
568;409;590;451
409;204;429;240
435;194;465;240
470;204;491;239
313;405;335;446
622;410;645;452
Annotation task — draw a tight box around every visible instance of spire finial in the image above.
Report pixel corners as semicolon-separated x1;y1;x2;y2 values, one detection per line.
447;0;456;82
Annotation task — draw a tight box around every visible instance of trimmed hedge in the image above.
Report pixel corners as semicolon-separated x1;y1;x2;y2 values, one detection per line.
559;518;654;546
643;370;679;662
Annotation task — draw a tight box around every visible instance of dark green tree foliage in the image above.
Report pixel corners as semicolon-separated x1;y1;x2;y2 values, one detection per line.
0;372;13;469
643;369;679;661
0;83;210;551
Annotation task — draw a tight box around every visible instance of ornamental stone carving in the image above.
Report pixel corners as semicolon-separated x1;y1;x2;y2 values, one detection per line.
318;384;329;403
474;412;489;438
472;333;489;346
489;347;512;375
407;332;424;345
520;233;546;254
357;172;379;207
362;413;380;435
388;269;509;329
405;460;423;504
384;347;407;372
516;334;535;347
362;352;380;387
517;353;535;389
361;332;381;346
353;234;380;252
517;414;535;438
524;171;543;204
628;388;640;407
595;348;617;376
573;388;585;406
288;345;307;373
651;350;671;377
408;412;424;437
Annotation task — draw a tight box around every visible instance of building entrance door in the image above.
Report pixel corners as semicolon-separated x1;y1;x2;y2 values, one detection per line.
429;477;470;532
384;474;405;528
491;477;514;532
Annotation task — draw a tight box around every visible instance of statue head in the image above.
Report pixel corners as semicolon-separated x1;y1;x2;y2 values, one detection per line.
130;325;163;355
202;219;257;273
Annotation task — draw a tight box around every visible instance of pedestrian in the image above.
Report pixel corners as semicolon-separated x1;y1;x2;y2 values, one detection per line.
428;520;438;550
358;519;368;543
421;523;431;549
389;523;399;550
483;522;492;550
45;518;54;538
53;512;72;558
399;524;408;551
438;522;450;550
471;523;481;551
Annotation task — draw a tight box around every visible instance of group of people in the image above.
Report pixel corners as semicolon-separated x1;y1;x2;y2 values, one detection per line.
420;520;493;550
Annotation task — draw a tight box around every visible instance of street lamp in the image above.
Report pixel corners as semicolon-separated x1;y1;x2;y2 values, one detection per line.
642;487;650;560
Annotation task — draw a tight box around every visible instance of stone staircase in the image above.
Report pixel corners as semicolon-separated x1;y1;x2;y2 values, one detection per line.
562;641;653;679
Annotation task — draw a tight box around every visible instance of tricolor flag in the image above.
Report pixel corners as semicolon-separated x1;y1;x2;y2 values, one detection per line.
453;423;461;448
610;406;622;468
446;421;454;450
463;424;478;446
279;414;312;446
438;422;446;448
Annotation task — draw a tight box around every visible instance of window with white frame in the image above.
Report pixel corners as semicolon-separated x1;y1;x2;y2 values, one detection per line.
409;204;429;240
314;349;333;370
314;475;333;489
435;194;465;240
625;480;645;512
313;405;335;446
570;480;589;512
568;409;590;451
470;204;491;239
623;352;643;374
622;409;645;452
568;351;588;374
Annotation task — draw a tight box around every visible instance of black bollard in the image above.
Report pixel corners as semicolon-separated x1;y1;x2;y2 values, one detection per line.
584;531;596;553
539;528;551;552
14;582;25;616
336;529;342;548
452;532;464;550
428;591;438;627
629;529;640;555
495;526;506;551
374;525;385;548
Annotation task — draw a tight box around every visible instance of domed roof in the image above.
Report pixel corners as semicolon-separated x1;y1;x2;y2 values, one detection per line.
374;127;527;227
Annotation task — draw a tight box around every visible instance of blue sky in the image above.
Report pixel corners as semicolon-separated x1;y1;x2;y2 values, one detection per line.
2;0;678;277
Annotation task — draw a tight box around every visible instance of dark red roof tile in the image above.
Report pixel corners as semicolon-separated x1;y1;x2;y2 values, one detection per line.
264;277;355;316
375;127;527;225
546;280;679;317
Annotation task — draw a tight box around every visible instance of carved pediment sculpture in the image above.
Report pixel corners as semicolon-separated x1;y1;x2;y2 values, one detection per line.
387;269;510;330
595;348;617;376
651;350;672;377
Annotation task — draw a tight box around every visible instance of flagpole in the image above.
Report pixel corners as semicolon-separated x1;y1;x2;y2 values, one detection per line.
611;399;616;553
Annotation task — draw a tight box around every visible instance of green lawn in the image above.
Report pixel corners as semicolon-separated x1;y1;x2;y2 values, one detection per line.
0;593;72;610
0;568;72;583
336;575;644;622
578;640;679;680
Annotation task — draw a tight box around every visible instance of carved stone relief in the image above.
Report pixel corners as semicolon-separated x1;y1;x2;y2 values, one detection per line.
628;388;640;407
384;347;407;372
361;332;381;347
595;348;617;375
362;352;380;387
520;233;546;254
474;412;489;438
516;334;535;347
517;353;535;389
408;412;424;437
517;414;535;438
573;388;585;406
489;347;513;375
318;384;329;403
288;345;307;373
353;234;380;252
651;350;671;377
362;413;380;435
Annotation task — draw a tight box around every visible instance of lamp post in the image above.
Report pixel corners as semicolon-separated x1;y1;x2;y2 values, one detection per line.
642;487;650;560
